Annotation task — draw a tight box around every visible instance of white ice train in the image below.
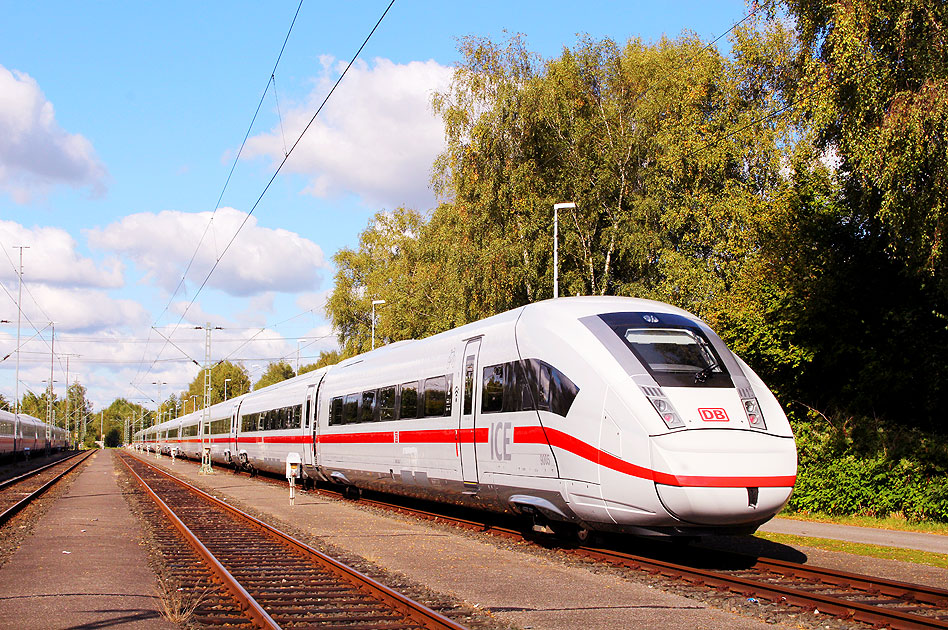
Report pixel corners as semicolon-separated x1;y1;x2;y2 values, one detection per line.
0;408;69;459
135;297;797;537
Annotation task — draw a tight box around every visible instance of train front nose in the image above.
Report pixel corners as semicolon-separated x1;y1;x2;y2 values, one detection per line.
648;429;796;526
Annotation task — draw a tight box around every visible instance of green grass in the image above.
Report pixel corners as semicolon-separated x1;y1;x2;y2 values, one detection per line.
754;531;948;569
778;510;948;535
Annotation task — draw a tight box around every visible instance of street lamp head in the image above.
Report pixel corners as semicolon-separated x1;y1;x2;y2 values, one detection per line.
372;299;386;306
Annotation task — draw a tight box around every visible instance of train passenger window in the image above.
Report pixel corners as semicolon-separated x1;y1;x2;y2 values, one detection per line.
463;355;475;415
444;374;453;416
549;367;580;417
361;390;377;423
400;382;419;419
329;397;343;425
482;365;504;413
424;377;447;417
343;394;359;425
294;404;303;428
536;361;551;411
378;386;397;421
502;363;519;412
515;361;536;411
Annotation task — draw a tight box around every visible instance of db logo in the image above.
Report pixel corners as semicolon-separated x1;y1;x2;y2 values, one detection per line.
698;408;729;422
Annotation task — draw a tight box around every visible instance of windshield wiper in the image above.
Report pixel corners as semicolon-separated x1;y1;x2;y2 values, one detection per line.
694;359;719;384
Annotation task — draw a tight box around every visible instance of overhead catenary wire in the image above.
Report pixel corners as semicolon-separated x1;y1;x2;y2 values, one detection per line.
134;0;307;387
136;1;396;390
172;0;397;329
0;243;67;375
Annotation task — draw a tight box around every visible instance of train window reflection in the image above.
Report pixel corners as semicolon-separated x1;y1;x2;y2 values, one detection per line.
483;359;578;417
343;394;359;424
482;365;504;412
400;382;419;419
329;397;343;425
424;377;447;417
599;312;729;387
378;386;397;421
361;390;377;423
623;329;719;374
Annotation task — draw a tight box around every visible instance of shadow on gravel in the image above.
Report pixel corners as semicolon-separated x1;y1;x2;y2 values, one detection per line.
601;533;809;571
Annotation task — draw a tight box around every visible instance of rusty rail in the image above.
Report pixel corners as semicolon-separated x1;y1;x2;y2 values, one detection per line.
121;453;468;630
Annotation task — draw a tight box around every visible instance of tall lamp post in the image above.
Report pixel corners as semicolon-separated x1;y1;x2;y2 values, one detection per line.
553;203;576;299
371;299;386;350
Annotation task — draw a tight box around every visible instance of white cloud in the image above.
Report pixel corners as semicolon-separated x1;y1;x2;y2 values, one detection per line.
235;293;276;327
1;284;148;333
295;289;331;317
243;57;453;210
0;220;124;289
0;65;107;202
86;207;327;297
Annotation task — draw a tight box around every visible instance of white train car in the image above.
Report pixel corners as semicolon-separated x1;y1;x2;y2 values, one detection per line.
313;297;796;537
138;297;797;538
0;409;69;458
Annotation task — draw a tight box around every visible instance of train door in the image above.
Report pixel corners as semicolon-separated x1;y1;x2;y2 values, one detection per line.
230;402;240;463
303;383;316;467
459;338;482;485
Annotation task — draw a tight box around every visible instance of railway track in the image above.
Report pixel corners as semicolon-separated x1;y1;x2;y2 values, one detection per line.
350;490;948;629
0;450;92;526
159;456;948;629
277;474;948;630
120;453;467;630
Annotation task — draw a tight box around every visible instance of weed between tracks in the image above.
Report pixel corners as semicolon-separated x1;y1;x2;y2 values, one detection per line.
155;575;210;624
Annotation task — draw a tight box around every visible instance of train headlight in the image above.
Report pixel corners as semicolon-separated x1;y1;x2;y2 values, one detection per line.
742;396;766;430
641;387;685;430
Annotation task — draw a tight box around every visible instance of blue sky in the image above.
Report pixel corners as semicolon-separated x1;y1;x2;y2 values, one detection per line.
0;0;748;413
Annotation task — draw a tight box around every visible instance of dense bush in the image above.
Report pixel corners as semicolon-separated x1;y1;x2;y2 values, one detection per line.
787;410;948;522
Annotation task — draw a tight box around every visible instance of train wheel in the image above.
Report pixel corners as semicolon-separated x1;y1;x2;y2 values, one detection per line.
343;485;362;500
575;527;592;544
550;521;592;545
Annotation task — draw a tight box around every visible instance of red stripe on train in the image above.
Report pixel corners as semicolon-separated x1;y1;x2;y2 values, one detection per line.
317;428;488;444
514;426;795;489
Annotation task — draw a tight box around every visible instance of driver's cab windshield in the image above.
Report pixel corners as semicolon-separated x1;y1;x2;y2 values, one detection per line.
600;312;731;387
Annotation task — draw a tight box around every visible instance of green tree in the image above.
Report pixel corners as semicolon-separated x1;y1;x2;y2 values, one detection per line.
62;381;93;443
254;361;295;390
100;398;147;445
104;427;121;448
0;393;10;412
314;349;342;369
783;0;948;291
19;385;57;423
325;23;948;433
180;361;252;410
327;208;429;356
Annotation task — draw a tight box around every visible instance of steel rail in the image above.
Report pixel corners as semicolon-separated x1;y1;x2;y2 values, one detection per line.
178;455;948;629
0;449;94;526
0;450;84;491
124;452;468;630
121;455;281;629
575;545;948;630
754;556;948;606
299;481;948;629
